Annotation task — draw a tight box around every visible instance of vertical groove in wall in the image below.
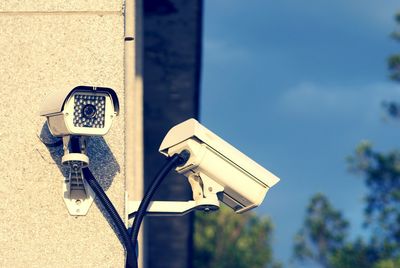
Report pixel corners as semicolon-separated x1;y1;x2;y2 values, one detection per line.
125;0;144;267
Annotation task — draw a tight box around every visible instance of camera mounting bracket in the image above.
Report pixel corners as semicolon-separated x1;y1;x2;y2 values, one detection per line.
128;173;222;217
61;136;95;216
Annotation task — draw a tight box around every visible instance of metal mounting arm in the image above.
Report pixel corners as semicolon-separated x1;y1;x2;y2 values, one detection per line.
128;173;223;218
61;136;95;216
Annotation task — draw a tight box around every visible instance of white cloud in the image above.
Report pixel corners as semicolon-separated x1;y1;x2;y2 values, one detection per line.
278;82;400;123
203;38;251;64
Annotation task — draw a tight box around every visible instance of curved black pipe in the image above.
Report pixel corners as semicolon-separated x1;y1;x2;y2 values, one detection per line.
129;151;190;268
82;168;136;268
70;137;135;268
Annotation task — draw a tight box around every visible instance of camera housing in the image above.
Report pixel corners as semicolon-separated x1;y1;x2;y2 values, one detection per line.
40;86;119;137
159;118;280;213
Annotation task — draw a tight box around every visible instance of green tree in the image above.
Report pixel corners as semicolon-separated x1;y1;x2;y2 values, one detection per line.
346;11;400;262
388;13;400;82
294;11;400;268
348;142;400;258
373;256;400;268
384;13;400;117
193;206;281;268
330;239;378;268
293;193;349;268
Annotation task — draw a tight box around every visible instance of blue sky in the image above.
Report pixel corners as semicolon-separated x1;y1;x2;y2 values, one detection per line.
200;1;400;267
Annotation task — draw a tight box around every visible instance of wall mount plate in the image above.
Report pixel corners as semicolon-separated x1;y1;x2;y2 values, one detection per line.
62;166;95;216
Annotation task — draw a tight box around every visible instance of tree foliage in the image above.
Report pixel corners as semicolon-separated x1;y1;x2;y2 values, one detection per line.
373;256;400;268
384;13;400;117
193;206;281;268
388;13;400;82
330;239;379;268
293;193;349;267
294;13;400;267
295;142;400;268
348;142;400;257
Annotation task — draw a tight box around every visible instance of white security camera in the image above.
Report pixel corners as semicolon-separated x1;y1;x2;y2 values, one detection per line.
159;118;280;213
39;86;120;216
128;118;279;217
39;85;119;137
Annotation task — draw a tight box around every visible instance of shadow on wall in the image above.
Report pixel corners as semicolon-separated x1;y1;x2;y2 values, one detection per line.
39;122;127;246
39;122;120;191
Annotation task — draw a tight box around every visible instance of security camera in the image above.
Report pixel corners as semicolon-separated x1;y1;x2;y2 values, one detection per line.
128;118;279;217
159;118;280;213
39;85;119;137
39;86;120;216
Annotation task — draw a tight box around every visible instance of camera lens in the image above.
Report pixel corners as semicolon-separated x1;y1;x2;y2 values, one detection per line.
82;104;97;118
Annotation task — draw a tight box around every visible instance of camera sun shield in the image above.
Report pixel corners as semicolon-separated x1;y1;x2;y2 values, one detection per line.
40;86;119;137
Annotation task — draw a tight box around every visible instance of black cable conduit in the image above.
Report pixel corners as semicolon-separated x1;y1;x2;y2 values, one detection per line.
129;150;190;268
70;137;135;268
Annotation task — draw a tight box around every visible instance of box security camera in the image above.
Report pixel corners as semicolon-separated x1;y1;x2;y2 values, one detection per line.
39;86;119;216
159;118;280;213
40;86;119;137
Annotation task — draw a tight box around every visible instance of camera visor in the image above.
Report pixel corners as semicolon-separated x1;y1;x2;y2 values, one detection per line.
73;94;106;128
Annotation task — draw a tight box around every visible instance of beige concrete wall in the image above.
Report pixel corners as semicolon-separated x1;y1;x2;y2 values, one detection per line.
0;1;126;267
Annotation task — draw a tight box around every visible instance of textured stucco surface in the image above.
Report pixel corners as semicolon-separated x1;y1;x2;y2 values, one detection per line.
0;2;126;267
0;1;122;12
